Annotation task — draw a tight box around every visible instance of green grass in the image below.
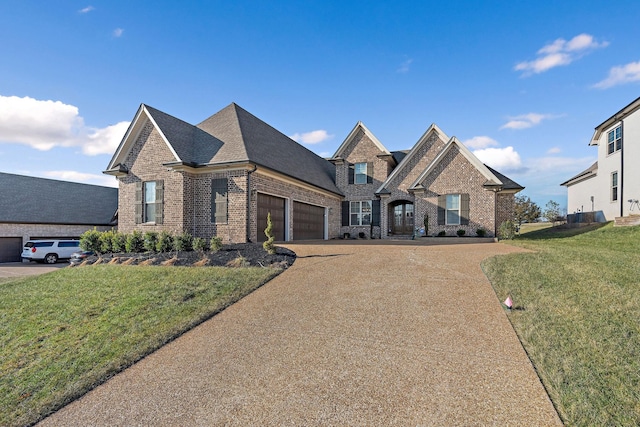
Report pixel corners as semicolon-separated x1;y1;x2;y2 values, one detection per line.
483;223;640;426
0;265;280;427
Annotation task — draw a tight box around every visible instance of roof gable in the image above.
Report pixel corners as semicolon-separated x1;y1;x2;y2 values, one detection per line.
0;172;117;225
590;96;640;145
331;121;390;159
560;161;598;187
408;137;504;190
376;123;449;194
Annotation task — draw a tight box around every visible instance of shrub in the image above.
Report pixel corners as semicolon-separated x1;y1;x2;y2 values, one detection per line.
210;236;223;252
99;229;115;253
358;232;366;239
476;228;486;237
111;232;127;253
456;229;466;237
498;220;517;240
437;230;447;237
125;230;145;253
174;232;193;251
263;212;276;255
80;228;101;253
143;231;159;252
193;237;208;251
156;231;173;252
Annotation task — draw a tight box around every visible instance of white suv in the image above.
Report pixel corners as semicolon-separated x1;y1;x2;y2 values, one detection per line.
22;240;81;264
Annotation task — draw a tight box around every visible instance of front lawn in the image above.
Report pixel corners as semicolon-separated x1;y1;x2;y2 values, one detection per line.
483;223;640;426
0;265;280;427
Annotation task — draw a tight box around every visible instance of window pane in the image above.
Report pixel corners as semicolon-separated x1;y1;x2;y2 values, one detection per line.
145;203;155;223
447;210;460;225
355;163;367;184
350;201;360;214
612;172;618;186
361;201;371;213
446;194;459;210
615;127;621;139
145;181;156;203
351;213;359;225
608;130;614;143
362;214;371;225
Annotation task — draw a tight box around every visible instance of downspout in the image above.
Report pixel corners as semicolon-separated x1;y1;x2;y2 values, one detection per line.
247;164;257;242
620;119;624;218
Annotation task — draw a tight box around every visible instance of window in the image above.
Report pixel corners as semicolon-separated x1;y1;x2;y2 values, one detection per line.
211;178;228;223
350;201;372;225
348;162;373;184
355;163;367;184
437;194;470;226
135;180;163;224
612;172;618;202
607;126;622;155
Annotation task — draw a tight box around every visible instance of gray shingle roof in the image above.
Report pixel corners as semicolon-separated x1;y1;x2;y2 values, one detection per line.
0;172;118;225
146;103;342;195
484;165;524;190
560;162;597;187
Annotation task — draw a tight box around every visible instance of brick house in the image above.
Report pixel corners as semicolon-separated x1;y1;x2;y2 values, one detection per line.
0;172;117;262
105;103;522;242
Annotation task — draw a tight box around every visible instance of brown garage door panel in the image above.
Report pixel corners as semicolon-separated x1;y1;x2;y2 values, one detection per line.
0;237;23;263
257;193;285;242
293;201;324;240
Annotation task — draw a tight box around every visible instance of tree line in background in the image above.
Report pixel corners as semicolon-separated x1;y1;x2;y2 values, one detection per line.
513;195;562;227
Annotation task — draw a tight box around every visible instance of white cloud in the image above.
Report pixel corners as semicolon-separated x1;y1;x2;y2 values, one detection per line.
473;146;522;171
42;170;118;188
79;6;94;13
397;58;413;73
500;113;558;130
113;28;124;37
289;129;333;144
592;60;640;89
0;95;129;155
463;136;499;149
547;147;561;154
515;33;608;75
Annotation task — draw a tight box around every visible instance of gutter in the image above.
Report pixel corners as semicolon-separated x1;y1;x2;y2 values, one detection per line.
621;119;625;217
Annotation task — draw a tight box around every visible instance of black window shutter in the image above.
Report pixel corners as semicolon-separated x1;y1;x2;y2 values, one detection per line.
135;181;143;224
372;199;380;226
348;163;354;184
437;195;446;225
460;193;470;225
155;180;164;224
341;201;349;226
367;162;373;184
211;178;228;223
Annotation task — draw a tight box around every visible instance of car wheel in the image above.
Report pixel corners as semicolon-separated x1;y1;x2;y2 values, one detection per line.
44;253;58;264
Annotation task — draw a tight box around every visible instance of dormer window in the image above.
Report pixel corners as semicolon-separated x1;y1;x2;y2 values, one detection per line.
607;126;622;155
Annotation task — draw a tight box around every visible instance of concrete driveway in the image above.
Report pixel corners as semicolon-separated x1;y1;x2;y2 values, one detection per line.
0;262;65;280
39;241;561;426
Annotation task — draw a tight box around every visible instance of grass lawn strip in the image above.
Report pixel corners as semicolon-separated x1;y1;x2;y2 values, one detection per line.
483;223;640;426
0;265;280;427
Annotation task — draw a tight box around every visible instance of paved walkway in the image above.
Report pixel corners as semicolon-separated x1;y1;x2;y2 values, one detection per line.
39;241;561;426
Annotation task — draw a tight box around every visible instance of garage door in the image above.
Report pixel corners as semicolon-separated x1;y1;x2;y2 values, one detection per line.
257;193;286;242
293;201;325;240
0;237;23;263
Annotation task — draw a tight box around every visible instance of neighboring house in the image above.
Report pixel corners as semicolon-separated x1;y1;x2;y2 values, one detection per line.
0;172;118;262
562;96;640;222
105;103;523;243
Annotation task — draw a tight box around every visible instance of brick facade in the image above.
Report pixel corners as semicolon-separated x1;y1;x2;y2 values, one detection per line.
0;224;113;246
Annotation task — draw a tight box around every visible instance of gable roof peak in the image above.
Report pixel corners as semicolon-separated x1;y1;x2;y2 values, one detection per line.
331;121;390;159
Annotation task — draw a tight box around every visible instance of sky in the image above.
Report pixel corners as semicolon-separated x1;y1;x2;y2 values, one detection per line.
1;1;640;212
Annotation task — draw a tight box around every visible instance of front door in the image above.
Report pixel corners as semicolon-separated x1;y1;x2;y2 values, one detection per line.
391;202;414;235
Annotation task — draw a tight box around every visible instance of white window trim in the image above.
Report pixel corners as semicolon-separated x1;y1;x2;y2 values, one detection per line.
446;194;461;226
611;171;618;203
350;200;372;226
144;181;157;224
607;126;622;156
354;162;368;185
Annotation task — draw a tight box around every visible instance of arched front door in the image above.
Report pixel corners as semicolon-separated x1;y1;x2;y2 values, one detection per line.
390;202;414;235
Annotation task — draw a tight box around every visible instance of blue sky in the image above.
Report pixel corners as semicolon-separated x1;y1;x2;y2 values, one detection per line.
1;1;639;211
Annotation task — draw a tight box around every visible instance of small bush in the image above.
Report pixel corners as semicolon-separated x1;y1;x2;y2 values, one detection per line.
210;236;223;252
263;212;276;255
111;232;127;253
125;230;145;253
437;230;447;237
99;229;115;253
174;232;193;251
498;220;517;240
193;237;208;251
80;228;102;253
156;231;173;252
143;231;159;252
476;228;487;237
456;229;466;237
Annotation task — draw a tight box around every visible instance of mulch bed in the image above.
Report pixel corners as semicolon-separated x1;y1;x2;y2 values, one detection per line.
74;244;296;269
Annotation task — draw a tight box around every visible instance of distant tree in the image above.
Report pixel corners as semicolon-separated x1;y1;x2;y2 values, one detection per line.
514;195;541;227
544;200;561;224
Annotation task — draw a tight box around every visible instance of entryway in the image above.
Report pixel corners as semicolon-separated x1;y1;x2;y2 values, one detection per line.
389;201;414;235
